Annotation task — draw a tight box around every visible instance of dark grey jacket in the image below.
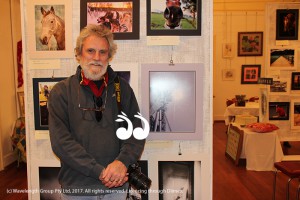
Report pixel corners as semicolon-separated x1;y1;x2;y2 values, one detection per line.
48;66;145;195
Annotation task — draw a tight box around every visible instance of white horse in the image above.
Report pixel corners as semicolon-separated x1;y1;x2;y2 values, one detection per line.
40;6;65;50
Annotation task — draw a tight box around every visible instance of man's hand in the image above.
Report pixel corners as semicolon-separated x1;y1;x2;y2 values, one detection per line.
99;160;128;188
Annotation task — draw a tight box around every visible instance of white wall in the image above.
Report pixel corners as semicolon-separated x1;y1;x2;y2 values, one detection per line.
21;0;213;199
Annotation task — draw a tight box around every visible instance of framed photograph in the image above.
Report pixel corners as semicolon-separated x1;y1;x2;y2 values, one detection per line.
141;63;203;140
225;125;244;165
146;0;201;36
80;0;140;40
268;102;290;121
17;92;25;117
269;48;297;70
291;72;300;90
222;43;234;58
33;77;65;130
237;32;263;56
241;65;261;84
222;69;235;81
148;153;210;200
291;99;300;129
268;78;290;95
27;0;73;58
276;9;299;40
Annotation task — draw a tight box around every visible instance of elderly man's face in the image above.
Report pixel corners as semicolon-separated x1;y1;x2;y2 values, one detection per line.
78;35;110;81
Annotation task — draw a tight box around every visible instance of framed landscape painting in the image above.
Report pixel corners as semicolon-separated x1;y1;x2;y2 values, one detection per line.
146;0;201;36
80;0;140;40
276;9;299;40
269;48;296;70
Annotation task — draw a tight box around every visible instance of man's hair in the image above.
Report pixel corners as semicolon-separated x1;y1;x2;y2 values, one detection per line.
74;24;117;61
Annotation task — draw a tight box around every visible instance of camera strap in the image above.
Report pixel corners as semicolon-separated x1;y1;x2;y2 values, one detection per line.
114;75;122;114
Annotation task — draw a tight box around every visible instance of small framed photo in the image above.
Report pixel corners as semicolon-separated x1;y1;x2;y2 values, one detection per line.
270;48;296;70
268;78;290;95
238;32;263;56
291;99;300;129
80;0;140;40
222;69;235;81
276;9;299;40
268;102;290;121
33;77;65;130
17;92;25;117
146;0;201;36
241;65;261;84
222;43;234;58
291;72;300;90
26;0;73;58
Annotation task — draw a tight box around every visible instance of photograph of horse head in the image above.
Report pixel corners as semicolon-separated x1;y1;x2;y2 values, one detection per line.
276;9;299;40
35;5;66;51
147;0;201;36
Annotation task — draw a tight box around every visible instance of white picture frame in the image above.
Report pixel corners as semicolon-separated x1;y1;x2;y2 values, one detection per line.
141;63;204;140
27;0;73;59
268;78;290;95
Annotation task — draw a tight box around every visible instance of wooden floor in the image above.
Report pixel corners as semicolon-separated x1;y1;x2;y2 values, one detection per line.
1;121;300;200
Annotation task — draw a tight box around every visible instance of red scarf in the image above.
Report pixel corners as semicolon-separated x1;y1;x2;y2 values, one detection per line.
80;71;108;97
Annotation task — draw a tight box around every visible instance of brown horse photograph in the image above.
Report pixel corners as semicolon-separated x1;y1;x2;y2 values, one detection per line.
35;5;66;51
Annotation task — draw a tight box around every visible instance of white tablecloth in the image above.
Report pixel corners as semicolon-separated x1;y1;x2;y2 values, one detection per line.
224;102;259;125
239;126;283;171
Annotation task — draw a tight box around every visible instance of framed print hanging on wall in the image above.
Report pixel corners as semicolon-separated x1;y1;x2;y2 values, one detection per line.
146;0;201;36
80;0;140;40
241;65;261;84
269;48;297;70
276;9;299;40
238;32;263;56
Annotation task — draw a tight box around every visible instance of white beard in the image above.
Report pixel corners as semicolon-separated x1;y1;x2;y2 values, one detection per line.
81;61;108;81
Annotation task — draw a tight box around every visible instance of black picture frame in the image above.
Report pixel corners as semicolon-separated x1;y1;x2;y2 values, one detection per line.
276;9;299;40
33;77;65;130
241;65;261;84
146;0;201;36
291;72;300;90
80;0;140;40
269;102;290;121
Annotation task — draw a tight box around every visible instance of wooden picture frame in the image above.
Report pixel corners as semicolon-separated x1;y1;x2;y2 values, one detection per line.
241;65;261;84
269;48;296;70
141;63;203;140
33;77;65;130
146;0;201;36
80;0;140;40
291;72;300;90
276;9;299;40
27;0;73;58
225;125;244;165
238;32;263;56
17;92;25;117
291;99;300;129
268;102;290;121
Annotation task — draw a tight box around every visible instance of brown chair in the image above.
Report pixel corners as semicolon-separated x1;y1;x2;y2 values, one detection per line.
273;161;300;200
